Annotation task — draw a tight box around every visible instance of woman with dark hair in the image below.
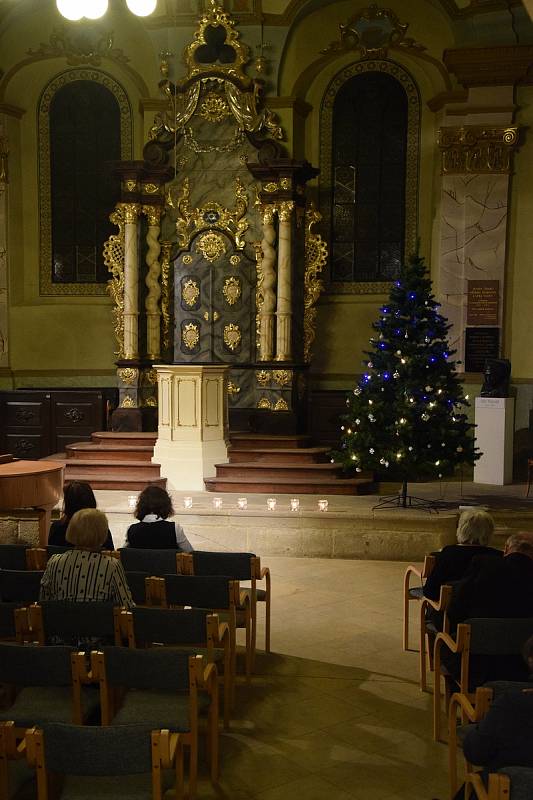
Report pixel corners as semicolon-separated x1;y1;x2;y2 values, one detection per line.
126;486;192;550
48;481;114;550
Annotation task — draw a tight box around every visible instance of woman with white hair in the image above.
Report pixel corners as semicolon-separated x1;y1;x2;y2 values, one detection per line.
423;509;501;601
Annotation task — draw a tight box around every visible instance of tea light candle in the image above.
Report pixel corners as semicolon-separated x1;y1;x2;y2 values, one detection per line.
237;497;248;510
267;498;277;511
290;498;300;512
127;495;137;510
318;499;329;512
213;497;223;510
183;497;193;509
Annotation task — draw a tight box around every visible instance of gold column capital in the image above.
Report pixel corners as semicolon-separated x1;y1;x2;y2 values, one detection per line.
277;200;295;222
142;204;162;226
119;202;141;223
438;125;519;174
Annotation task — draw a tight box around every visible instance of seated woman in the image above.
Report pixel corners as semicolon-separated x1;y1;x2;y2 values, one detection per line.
423;509;500;601
48;481;114;550
126;486;193;551
40;508;133;609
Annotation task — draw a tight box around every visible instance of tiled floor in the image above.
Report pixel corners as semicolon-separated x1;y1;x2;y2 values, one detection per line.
191;555;449;800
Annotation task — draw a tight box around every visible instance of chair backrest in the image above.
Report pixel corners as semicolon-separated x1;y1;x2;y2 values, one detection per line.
162;574;235;610
0;545;29;571
46;545;70;559
0;570;43;603
0;642;73;686
119;547;179;575
467;618;533;655
125;606;213;648
186;551;256;580
97;646;191;691
0;603;26;641
498;766;533;800
31;601;122;646
124;571;149;605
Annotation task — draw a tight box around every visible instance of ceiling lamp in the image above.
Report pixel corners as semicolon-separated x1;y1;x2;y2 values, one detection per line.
56;0;157;19
56;0;86;20
125;0;157;15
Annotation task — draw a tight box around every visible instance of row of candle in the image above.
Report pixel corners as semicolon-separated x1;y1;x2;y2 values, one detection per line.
128;495;329;512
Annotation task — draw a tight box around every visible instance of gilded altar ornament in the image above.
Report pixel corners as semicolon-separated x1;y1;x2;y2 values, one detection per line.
143;396;158;407
263;182;278;193
182;323;200;350
124;179;137;192
303;205;328;362
438;126;519;174
274;398;289;412
103;206;126;358
230;255;241;266
142;183;159;195
182;255;193;265
120;202;141;224
182;278;200;307
196;232;227;263
144;368;158;385
273;369;292;388
277;200;294;222
321;5;425;59
160;241;172;352
257;397;272;410
118;367;139;386
223;276;241;306
142;204;162;227
227;381;241;397
199;92;231;123
223;323;241;351
255;370;270;387
280;178;292;190
120;395;136;408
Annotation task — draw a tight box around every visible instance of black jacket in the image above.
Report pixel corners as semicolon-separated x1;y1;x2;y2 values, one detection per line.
423;544;502;601
48;519;114;550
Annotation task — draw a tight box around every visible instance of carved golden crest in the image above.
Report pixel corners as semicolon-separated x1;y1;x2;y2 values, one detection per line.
182;278;200;307
196;232;227;263
230;255;241;266
144;368;158;385
257;397;272;409
223;323;241;351
199;92;231;123
170;177;249;251
272;369;292;388
274;398;289;411
223;276;241;306
182;254;193;264
118;367;138;386
120;394;136;408
182;323;200;349
227;381;241;397
255;370;269;387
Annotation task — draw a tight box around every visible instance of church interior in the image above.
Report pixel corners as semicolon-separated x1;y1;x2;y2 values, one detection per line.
1;0;533;797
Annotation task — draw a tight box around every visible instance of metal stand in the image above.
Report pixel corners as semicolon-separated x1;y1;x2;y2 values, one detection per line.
372;480;441;513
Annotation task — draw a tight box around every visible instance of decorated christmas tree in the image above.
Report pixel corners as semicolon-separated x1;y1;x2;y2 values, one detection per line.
335;253;480;507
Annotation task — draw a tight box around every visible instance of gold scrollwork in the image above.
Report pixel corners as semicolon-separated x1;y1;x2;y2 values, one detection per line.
199;92;231;123
263;182;279;193
255;370;270;387
223;323;241;351
143;396;158;407
103;206;126;358
438;126;519;174
182;322;200;350
142;183;160;194
160;241;172;352
223;276;241;306
274;398;289;411
230;255;241;266
144;368;158;385
120;394;136;408
169;177;249;251
118;367;138;386
227;381;241;397
182;255;193;265
182;278;200;307
124;179;137;192
196;232;227;263
304;205;328;363
272;369;292;388
257;397;272;410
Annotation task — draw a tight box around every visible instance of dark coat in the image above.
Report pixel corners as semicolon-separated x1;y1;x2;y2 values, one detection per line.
423;544;502;601
126;520;184;550
463;688;533;771
48;519;114;551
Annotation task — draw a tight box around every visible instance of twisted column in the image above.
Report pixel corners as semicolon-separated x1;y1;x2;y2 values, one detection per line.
275;201;294;361
143;204;162;360
258;205;277;361
121;202;141;360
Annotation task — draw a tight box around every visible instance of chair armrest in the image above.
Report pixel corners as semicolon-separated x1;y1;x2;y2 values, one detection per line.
239;589;251;608
435;624;469;657
260;566;270;582
23;728;40;768
153;729;183;769
71;651;93;683
422;583;453;613
216;622;230;647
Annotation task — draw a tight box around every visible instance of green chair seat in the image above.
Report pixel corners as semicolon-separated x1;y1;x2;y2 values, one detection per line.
112;689;210;730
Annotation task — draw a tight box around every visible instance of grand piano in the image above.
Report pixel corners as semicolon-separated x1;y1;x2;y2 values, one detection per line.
0;456;63;546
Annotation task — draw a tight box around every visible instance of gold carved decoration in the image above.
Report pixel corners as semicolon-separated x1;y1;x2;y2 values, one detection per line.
169;177;249;251
223;276;241;306
280;178;292;190
160;241;172;352
274;398;289;411
438;126;519;174
321;5;425;59
182;255;193;265
272;369;292;387
230;255;241;266
124;179;137;192
182;278;200;307
103;206;126;358
39;69;132;296
199;92;231;123
319;59;419;295
277;200;294;222
182;323;200;350
255;370;269;387
254;241;264;351
227;381;241;397
263;182;279;193
223;323;241;351
118;367;138;386
196;232;227;263
257;397;272;409
144;368;158;385
143;396;158;407
120;395;136;408
303;205;328;363
28;27;130;67
121;203;140;224
142;204;162;227
142;183;159;194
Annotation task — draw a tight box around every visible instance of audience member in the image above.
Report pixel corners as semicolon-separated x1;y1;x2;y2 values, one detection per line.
48;481;114;550
40;508;133;608
126;486;193;551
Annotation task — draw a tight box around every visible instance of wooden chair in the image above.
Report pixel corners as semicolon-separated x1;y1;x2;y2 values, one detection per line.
0;721;33;800
180;550;271;663
433;617;533;742
124;571;152;605
25;722;186;800
118;547;181;575
0;603;30;643
90;648;218;791
403;554;436;651
28;601;123;647
419;583;453;691
0;545;33;571
0;569;43;603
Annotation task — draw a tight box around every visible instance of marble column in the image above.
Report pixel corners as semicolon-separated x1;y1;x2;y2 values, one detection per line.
0;121;8;372
258;205;277;361
143;204;162;360
152;364;229;490
275;200;294;361
121;202;141;360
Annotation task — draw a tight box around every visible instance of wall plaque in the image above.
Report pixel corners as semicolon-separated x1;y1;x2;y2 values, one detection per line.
464;327;499;373
467;280;499;326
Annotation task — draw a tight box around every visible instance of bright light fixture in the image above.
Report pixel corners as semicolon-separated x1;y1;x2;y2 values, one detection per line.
125;0;157;15
85;0;109;19
56;0;85;20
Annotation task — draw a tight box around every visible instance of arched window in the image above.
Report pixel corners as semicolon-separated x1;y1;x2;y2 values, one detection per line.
320;61;419;292
39;70;132;296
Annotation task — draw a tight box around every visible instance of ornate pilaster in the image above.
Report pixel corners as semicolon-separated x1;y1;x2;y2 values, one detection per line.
160;240;172;354
143;204;163;360
0;126;8;374
121;201;141;361
257;205;277;362
275;200;294;361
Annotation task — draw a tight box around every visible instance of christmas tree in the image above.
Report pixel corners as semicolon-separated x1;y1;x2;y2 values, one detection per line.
334;253;480;507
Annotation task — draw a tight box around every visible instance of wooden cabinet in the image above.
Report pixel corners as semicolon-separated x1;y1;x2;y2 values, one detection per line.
0;389;118;459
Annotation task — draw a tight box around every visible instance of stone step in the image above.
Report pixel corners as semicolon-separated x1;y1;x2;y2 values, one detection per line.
69;475;166;491
204;475;376;495
91;431;158;447
228;433;313;450
214;461;343;481
228;446;331;464
63;459;162;479
66;443;154;462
